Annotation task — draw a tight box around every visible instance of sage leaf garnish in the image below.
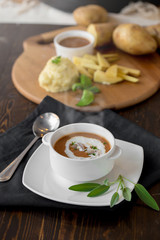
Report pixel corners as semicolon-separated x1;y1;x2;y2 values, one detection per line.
103;178;109;186
87;86;100;93
76;89;94;107
72;74;100;106
52;56;61;64
110;192;119;208
69;183;100;192
72;83;83;91
80;74;92;88
68;175;160;211
87;185;110;197
122;187;132;201
135;184;159;211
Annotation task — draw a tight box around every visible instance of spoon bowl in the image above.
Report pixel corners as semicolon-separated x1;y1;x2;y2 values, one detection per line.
33;112;60;137
0;112;60;182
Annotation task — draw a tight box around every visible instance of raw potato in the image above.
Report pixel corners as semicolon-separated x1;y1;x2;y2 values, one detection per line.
145;24;160;47
73;5;108;27
87;23;116;47
113;23;157;55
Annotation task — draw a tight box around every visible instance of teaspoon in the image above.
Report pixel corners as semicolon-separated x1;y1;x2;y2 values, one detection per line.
0;112;60;182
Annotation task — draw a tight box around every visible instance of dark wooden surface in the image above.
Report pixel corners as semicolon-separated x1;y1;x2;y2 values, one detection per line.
0;23;160;240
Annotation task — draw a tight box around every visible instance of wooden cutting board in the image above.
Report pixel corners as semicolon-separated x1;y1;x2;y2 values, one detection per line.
12;26;160;111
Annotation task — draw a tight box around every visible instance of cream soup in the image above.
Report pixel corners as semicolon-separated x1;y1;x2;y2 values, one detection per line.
53;132;111;159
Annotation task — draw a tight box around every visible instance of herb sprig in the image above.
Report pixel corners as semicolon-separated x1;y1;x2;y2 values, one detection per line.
69;175;159;211
52;56;61;64
72;74;100;106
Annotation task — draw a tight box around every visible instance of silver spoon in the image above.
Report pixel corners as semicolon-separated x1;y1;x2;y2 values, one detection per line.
0;112;60;182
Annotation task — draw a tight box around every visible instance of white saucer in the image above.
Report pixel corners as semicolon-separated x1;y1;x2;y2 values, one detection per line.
22;139;144;207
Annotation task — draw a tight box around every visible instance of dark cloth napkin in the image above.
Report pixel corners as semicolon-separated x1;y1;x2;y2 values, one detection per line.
0;96;160;210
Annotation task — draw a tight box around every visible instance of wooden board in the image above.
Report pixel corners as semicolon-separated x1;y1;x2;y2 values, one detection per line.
12;26;160;111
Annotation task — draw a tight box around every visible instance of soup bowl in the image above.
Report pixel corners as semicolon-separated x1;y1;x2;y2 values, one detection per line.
42;123;122;182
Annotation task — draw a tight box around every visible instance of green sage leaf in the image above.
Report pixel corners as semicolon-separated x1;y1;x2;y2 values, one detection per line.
72;83;83;91
80;74;92;88
87;86;100;93
110;192;119;208
122;187;132;201
135;184;159;211
87;185;110;197
76;89;94;106
103;178;109;186
52;56;61;64
69;183;100;192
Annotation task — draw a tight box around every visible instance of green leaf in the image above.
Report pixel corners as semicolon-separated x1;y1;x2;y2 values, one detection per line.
87;86;100;93
80;74;92;89
103;178;109;186
87;185;110;197
69;183;100;192
76;89;94;106
122;187;132;201
52;56;61;64
110;192;119;208
135;184;159;211
72;83;83;91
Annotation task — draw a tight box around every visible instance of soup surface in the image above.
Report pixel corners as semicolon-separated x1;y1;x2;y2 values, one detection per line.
53;132;111;159
59;37;90;48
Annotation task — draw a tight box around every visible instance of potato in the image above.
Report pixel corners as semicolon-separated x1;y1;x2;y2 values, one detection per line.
73;56;101;70
94;70;123;85
118;73;139;83
117;65;140;77
102;53;119;62
39;57;79;93
106;65;118;78
113;23;157;55
94;64;140;85
83;54;98;63
72;52;140;85
87;22;116;47
73;5;108;27
73;53;117;78
145;24;160;48
97;52;110;69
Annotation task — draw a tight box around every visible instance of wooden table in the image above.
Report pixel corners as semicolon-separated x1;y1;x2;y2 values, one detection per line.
0;23;160;240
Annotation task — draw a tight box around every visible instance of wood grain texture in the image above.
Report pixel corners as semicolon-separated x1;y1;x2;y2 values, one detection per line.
12;26;160;111
0;24;160;240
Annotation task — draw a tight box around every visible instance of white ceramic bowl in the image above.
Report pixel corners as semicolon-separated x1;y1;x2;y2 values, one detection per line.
54;30;95;60
42;123;122;182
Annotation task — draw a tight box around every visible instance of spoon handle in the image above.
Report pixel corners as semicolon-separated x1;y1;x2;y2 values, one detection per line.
0;136;39;182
